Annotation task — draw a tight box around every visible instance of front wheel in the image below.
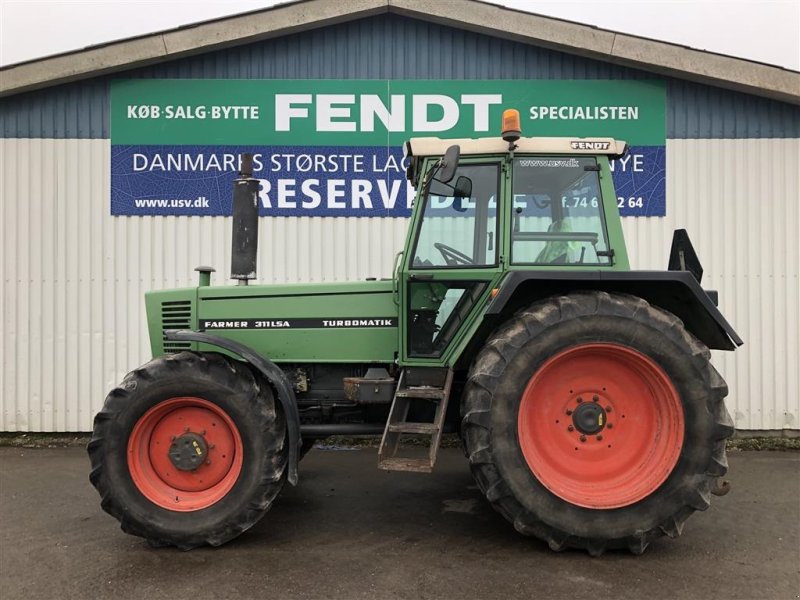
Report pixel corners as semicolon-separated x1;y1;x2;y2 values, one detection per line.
461;292;733;555
88;351;288;549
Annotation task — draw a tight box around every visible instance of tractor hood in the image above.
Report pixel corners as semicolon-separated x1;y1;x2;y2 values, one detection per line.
146;280;399;363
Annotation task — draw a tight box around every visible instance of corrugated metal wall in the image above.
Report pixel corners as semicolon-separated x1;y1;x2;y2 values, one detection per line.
2;14;799;140
1;136;798;431
1;13;799;431
622;138;800;432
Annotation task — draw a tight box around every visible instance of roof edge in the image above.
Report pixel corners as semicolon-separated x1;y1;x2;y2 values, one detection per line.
390;0;800;105
0;0;387;98
1;0;798;105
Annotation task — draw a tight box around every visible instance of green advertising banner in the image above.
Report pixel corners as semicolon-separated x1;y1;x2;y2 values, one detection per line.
110;79;666;216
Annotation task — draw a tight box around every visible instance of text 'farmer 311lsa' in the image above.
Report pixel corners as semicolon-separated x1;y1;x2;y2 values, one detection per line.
89;110;741;555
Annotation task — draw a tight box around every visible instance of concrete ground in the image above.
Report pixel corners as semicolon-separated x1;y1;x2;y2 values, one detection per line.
0;447;798;600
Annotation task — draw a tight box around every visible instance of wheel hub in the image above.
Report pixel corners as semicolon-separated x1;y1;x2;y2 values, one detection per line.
572;402;606;435
168;432;209;471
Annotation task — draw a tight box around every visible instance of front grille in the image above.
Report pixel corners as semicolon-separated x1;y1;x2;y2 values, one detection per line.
161;300;192;353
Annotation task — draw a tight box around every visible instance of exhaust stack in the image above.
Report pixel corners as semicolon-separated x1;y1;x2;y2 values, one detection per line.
230;154;260;285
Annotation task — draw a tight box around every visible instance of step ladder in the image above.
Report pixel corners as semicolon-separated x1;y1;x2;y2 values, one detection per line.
378;367;454;473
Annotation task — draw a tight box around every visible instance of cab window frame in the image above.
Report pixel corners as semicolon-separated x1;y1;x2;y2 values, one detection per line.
509;155;612;267
409;159;502;271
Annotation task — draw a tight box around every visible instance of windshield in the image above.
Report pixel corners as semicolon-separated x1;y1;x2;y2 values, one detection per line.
511;157;611;265
411;163;500;269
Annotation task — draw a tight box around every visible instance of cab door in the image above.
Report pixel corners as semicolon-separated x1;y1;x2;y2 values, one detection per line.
399;158;507;366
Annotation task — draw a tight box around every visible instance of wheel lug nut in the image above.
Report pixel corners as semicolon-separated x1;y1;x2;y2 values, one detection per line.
200;429;206;435
567;425;575;432
579;435;586;442
596;435;603;441
184;426;190;432
607;423;614;429
592;395;599;402
577;397;583;403
566;409;573;416
606;406;612;413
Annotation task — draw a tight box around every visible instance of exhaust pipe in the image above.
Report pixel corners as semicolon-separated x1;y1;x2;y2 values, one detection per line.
230;153;260;285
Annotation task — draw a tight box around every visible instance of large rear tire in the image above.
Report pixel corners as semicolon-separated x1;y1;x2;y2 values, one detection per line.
88;351;287;549
461;292;733;555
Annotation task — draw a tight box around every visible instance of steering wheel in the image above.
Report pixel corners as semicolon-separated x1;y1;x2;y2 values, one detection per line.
434;242;474;266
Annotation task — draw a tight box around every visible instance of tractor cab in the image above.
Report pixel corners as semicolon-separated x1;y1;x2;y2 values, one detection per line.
403;113;629;269
398;110;631;364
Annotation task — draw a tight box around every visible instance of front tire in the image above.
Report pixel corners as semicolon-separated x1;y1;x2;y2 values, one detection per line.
88;351;287;549
461;292;733;555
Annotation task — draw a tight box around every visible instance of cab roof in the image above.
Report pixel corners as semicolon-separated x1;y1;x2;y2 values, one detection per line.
405;136;628;159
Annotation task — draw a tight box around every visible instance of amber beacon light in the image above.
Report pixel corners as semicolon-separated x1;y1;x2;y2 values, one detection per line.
501;108;521;143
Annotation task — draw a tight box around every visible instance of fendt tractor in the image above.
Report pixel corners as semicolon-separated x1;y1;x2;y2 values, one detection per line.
89;110;741;555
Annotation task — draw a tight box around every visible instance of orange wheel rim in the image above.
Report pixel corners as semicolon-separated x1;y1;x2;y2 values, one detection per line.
127;397;243;511
518;343;684;509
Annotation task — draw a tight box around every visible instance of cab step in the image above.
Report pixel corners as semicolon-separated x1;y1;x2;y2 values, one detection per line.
379;457;434;473
387;422;439;434
395;388;447;399
378;367;453;473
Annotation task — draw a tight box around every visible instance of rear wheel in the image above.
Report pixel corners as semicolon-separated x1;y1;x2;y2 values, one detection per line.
461;292;733;555
88;351;287;549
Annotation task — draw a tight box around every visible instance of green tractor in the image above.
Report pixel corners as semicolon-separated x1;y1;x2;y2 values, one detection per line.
89;110;740;554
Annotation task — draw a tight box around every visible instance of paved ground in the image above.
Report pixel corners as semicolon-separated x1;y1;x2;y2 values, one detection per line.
1;447;798;600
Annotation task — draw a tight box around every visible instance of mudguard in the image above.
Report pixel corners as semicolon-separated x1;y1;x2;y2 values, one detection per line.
163;329;302;485
486;270;743;351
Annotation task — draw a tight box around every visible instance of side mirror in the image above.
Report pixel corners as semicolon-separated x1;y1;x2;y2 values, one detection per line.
452;176;473;212
438;145;460;184
452;175;472;199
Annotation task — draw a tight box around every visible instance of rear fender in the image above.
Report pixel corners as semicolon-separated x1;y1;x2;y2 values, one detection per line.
457;271;742;367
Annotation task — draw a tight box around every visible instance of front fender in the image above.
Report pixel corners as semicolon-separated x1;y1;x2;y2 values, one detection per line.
163;329;301;485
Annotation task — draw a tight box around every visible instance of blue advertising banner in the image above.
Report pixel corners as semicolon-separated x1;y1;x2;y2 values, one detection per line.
111;80;667;217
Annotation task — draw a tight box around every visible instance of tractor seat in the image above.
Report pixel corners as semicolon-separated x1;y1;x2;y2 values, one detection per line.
535;220;573;264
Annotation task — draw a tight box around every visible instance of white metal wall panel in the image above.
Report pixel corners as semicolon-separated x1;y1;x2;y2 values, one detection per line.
622;138;800;432
0;138;410;431
1;137;798;431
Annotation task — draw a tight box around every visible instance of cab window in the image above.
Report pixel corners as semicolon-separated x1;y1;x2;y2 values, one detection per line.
511;157;611;265
411;163;499;269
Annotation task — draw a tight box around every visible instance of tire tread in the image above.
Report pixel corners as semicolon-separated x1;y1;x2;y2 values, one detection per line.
88;351;287;549
460;291;734;555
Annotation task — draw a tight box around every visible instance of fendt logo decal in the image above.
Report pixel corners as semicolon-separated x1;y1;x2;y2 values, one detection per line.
200;318;397;330
570;141;611;150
